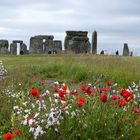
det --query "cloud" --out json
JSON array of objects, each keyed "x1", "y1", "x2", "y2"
[{"x1": 0, "y1": 0, "x2": 140, "y2": 55}]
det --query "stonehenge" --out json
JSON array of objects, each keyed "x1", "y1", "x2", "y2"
[
  {"x1": 10, "y1": 42, "x2": 17, "y2": 55},
  {"x1": 123, "y1": 43, "x2": 129, "y2": 56},
  {"x1": 0, "y1": 40, "x2": 9, "y2": 54},
  {"x1": 0, "y1": 31, "x2": 133, "y2": 56},
  {"x1": 10, "y1": 40, "x2": 28, "y2": 55},
  {"x1": 64, "y1": 31, "x2": 90, "y2": 54},
  {"x1": 29, "y1": 35, "x2": 62, "y2": 54},
  {"x1": 53, "y1": 40, "x2": 62, "y2": 54},
  {"x1": 92, "y1": 31, "x2": 97, "y2": 54}
]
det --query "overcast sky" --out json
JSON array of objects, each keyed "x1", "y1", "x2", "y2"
[{"x1": 0, "y1": 0, "x2": 140, "y2": 55}]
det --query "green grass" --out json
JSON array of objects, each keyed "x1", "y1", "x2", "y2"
[{"x1": 0, "y1": 54, "x2": 140, "y2": 85}]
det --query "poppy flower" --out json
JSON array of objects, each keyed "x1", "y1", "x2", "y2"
[
  {"x1": 77, "y1": 101, "x2": 85, "y2": 108},
  {"x1": 101, "y1": 93, "x2": 107, "y2": 103},
  {"x1": 118, "y1": 99, "x2": 128, "y2": 107},
  {"x1": 121, "y1": 89, "x2": 134, "y2": 101},
  {"x1": 86, "y1": 87, "x2": 92, "y2": 95},
  {"x1": 3, "y1": 132, "x2": 13, "y2": 140},
  {"x1": 112, "y1": 95, "x2": 119, "y2": 100},
  {"x1": 76, "y1": 97, "x2": 85, "y2": 108},
  {"x1": 57, "y1": 89, "x2": 66, "y2": 97},
  {"x1": 15, "y1": 130, "x2": 21, "y2": 135},
  {"x1": 102, "y1": 87, "x2": 109, "y2": 93},
  {"x1": 107, "y1": 81, "x2": 113, "y2": 87},
  {"x1": 81, "y1": 85, "x2": 92, "y2": 95},
  {"x1": 60, "y1": 95, "x2": 66, "y2": 101},
  {"x1": 81, "y1": 85, "x2": 87, "y2": 91},
  {"x1": 30, "y1": 88, "x2": 40, "y2": 98},
  {"x1": 134, "y1": 108, "x2": 140, "y2": 114}
]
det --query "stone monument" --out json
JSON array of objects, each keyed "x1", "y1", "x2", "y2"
[
  {"x1": 20, "y1": 43, "x2": 28, "y2": 55},
  {"x1": 123, "y1": 43, "x2": 129, "y2": 56},
  {"x1": 10, "y1": 40, "x2": 27, "y2": 55},
  {"x1": 92, "y1": 31, "x2": 97, "y2": 54},
  {"x1": 29, "y1": 35, "x2": 62, "y2": 54},
  {"x1": 53, "y1": 40, "x2": 62, "y2": 54},
  {"x1": 64, "y1": 31, "x2": 90, "y2": 54},
  {"x1": 10, "y1": 42, "x2": 17, "y2": 55},
  {"x1": 0, "y1": 40, "x2": 9, "y2": 54}
]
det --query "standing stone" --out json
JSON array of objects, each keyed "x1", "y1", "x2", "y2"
[
  {"x1": 20, "y1": 43, "x2": 28, "y2": 55},
  {"x1": 0, "y1": 40, "x2": 9, "y2": 54},
  {"x1": 64, "y1": 31, "x2": 90, "y2": 54},
  {"x1": 29, "y1": 35, "x2": 55, "y2": 54},
  {"x1": 13, "y1": 40, "x2": 23, "y2": 44},
  {"x1": 10, "y1": 43, "x2": 17, "y2": 55},
  {"x1": 92, "y1": 31, "x2": 97, "y2": 54},
  {"x1": 123, "y1": 43, "x2": 129, "y2": 56},
  {"x1": 43, "y1": 36, "x2": 54, "y2": 54},
  {"x1": 30, "y1": 37, "x2": 43, "y2": 54},
  {"x1": 53, "y1": 40, "x2": 62, "y2": 54}
]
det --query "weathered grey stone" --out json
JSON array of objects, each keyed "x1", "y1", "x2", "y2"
[
  {"x1": 53, "y1": 40, "x2": 62, "y2": 54},
  {"x1": 0, "y1": 40, "x2": 9, "y2": 54},
  {"x1": 30, "y1": 37, "x2": 43, "y2": 54},
  {"x1": 13, "y1": 40, "x2": 23, "y2": 44},
  {"x1": 123, "y1": 43, "x2": 129, "y2": 56},
  {"x1": 64, "y1": 31, "x2": 90, "y2": 54},
  {"x1": 66, "y1": 31, "x2": 88, "y2": 36},
  {"x1": 43, "y1": 37, "x2": 54, "y2": 54},
  {"x1": 35, "y1": 35, "x2": 54, "y2": 40},
  {"x1": 92, "y1": 31, "x2": 97, "y2": 54},
  {"x1": 29, "y1": 35, "x2": 55, "y2": 54},
  {"x1": 20, "y1": 43, "x2": 28, "y2": 55},
  {"x1": 10, "y1": 43, "x2": 17, "y2": 55}
]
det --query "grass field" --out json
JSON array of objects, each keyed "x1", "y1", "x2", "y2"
[
  {"x1": 0, "y1": 54, "x2": 140, "y2": 85},
  {"x1": 0, "y1": 54, "x2": 140, "y2": 140}
]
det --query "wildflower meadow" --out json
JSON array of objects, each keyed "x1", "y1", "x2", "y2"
[{"x1": 0, "y1": 55, "x2": 140, "y2": 140}]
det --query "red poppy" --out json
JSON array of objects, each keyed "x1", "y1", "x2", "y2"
[
  {"x1": 81, "y1": 85, "x2": 92, "y2": 95},
  {"x1": 15, "y1": 130, "x2": 21, "y2": 135},
  {"x1": 86, "y1": 87, "x2": 92, "y2": 95},
  {"x1": 30, "y1": 88, "x2": 40, "y2": 98},
  {"x1": 54, "y1": 88, "x2": 58, "y2": 92},
  {"x1": 118, "y1": 99, "x2": 128, "y2": 107},
  {"x1": 77, "y1": 101, "x2": 85, "y2": 108},
  {"x1": 76, "y1": 97, "x2": 85, "y2": 103},
  {"x1": 112, "y1": 95, "x2": 119, "y2": 100},
  {"x1": 102, "y1": 87, "x2": 109, "y2": 93},
  {"x1": 134, "y1": 108, "x2": 140, "y2": 114},
  {"x1": 76, "y1": 97, "x2": 85, "y2": 108},
  {"x1": 107, "y1": 81, "x2": 113, "y2": 87},
  {"x1": 57, "y1": 89, "x2": 66, "y2": 97},
  {"x1": 3, "y1": 132, "x2": 13, "y2": 140},
  {"x1": 60, "y1": 95, "x2": 66, "y2": 101},
  {"x1": 81, "y1": 85, "x2": 87, "y2": 91},
  {"x1": 121, "y1": 89, "x2": 134, "y2": 101},
  {"x1": 101, "y1": 93, "x2": 107, "y2": 103}
]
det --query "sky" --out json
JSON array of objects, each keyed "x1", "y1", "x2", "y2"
[{"x1": 0, "y1": 0, "x2": 140, "y2": 55}]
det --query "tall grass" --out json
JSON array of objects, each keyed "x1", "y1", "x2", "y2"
[{"x1": 0, "y1": 54, "x2": 140, "y2": 86}]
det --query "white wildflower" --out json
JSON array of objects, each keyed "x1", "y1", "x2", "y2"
[{"x1": 34, "y1": 113, "x2": 40, "y2": 118}]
